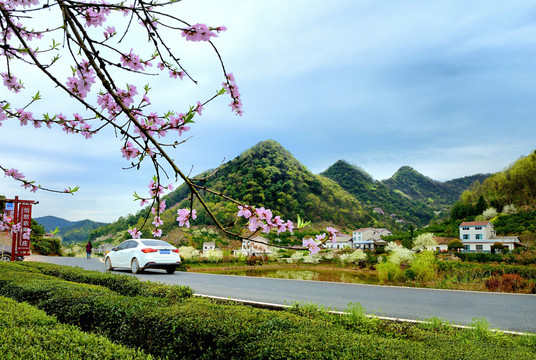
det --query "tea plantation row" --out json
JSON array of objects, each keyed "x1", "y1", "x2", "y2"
[{"x1": 0, "y1": 262, "x2": 535, "y2": 359}]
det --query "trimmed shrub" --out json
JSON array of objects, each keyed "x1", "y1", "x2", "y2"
[
  {"x1": 0, "y1": 296, "x2": 154, "y2": 359},
  {"x1": 16, "y1": 261, "x2": 192, "y2": 301},
  {"x1": 1, "y1": 262, "x2": 536, "y2": 359}
]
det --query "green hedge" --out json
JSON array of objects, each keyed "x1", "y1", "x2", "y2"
[
  {"x1": 0, "y1": 262, "x2": 535, "y2": 359},
  {"x1": 0, "y1": 296, "x2": 153, "y2": 359},
  {"x1": 16, "y1": 261, "x2": 193, "y2": 301}
]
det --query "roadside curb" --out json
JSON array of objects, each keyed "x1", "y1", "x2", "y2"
[{"x1": 194, "y1": 294, "x2": 532, "y2": 336}]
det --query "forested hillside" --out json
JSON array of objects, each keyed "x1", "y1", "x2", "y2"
[
  {"x1": 321, "y1": 160, "x2": 435, "y2": 226},
  {"x1": 91, "y1": 140, "x2": 374, "y2": 240},
  {"x1": 88, "y1": 140, "x2": 495, "y2": 241},
  {"x1": 381, "y1": 166, "x2": 489, "y2": 207},
  {"x1": 167, "y1": 140, "x2": 372, "y2": 228},
  {"x1": 35, "y1": 216, "x2": 108, "y2": 243},
  {"x1": 459, "y1": 151, "x2": 536, "y2": 212}
]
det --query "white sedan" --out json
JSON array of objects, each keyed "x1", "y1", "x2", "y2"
[{"x1": 104, "y1": 239, "x2": 181, "y2": 274}]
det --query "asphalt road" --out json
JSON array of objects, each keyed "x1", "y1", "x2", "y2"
[{"x1": 24, "y1": 255, "x2": 536, "y2": 333}]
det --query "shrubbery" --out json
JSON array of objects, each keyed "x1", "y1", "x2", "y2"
[
  {"x1": 0, "y1": 296, "x2": 154, "y2": 359},
  {"x1": 2, "y1": 261, "x2": 535, "y2": 359}
]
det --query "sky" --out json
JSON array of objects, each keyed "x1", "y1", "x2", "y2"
[{"x1": 1, "y1": 0, "x2": 536, "y2": 223}]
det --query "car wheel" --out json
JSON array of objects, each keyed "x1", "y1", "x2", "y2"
[
  {"x1": 165, "y1": 267, "x2": 176, "y2": 274},
  {"x1": 130, "y1": 258, "x2": 142, "y2": 274},
  {"x1": 105, "y1": 257, "x2": 114, "y2": 271},
  {"x1": 0, "y1": 254, "x2": 11, "y2": 262}
]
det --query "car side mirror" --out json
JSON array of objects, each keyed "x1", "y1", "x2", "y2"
[{"x1": 112, "y1": 247, "x2": 117, "y2": 251}]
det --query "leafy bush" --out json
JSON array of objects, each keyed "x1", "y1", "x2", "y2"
[
  {"x1": 377, "y1": 260, "x2": 404, "y2": 283},
  {"x1": 0, "y1": 296, "x2": 154, "y2": 359},
  {"x1": 448, "y1": 239, "x2": 464, "y2": 251},
  {"x1": 1, "y1": 262, "x2": 536, "y2": 359},
  {"x1": 408, "y1": 251, "x2": 437, "y2": 283},
  {"x1": 485, "y1": 274, "x2": 534, "y2": 293},
  {"x1": 15, "y1": 261, "x2": 192, "y2": 300}
]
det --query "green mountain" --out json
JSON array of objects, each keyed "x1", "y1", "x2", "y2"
[
  {"x1": 321, "y1": 160, "x2": 435, "y2": 226},
  {"x1": 90, "y1": 140, "x2": 374, "y2": 240},
  {"x1": 35, "y1": 216, "x2": 108, "y2": 243},
  {"x1": 88, "y1": 140, "x2": 496, "y2": 241},
  {"x1": 168, "y1": 139, "x2": 371, "y2": 227},
  {"x1": 381, "y1": 166, "x2": 489, "y2": 208}
]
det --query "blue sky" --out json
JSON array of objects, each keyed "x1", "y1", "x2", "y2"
[{"x1": 1, "y1": 0, "x2": 536, "y2": 222}]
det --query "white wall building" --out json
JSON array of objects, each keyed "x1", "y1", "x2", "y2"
[
  {"x1": 352, "y1": 228, "x2": 391, "y2": 250},
  {"x1": 324, "y1": 233, "x2": 353, "y2": 249},
  {"x1": 459, "y1": 221, "x2": 520, "y2": 253}
]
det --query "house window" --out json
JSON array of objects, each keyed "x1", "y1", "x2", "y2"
[
  {"x1": 463, "y1": 234, "x2": 469, "y2": 240},
  {"x1": 476, "y1": 245, "x2": 483, "y2": 252},
  {"x1": 475, "y1": 234, "x2": 482, "y2": 240},
  {"x1": 475, "y1": 227, "x2": 482, "y2": 230},
  {"x1": 464, "y1": 245, "x2": 470, "y2": 251},
  {"x1": 462, "y1": 227, "x2": 469, "y2": 230}
]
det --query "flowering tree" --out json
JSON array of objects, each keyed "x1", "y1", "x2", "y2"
[{"x1": 1, "y1": 0, "x2": 335, "y2": 252}]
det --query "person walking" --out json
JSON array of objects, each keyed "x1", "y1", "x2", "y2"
[{"x1": 86, "y1": 240, "x2": 93, "y2": 259}]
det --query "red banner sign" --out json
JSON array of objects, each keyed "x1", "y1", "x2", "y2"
[{"x1": 16, "y1": 204, "x2": 32, "y2": 257}]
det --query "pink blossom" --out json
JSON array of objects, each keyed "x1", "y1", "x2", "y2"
[
  {"x1": 196, "y1": 101, "x2": 204, "y2": 115},
  {"x1": 286, "y1": 220, "x2": 294, "y2": 234},
  {"x1": 1, "y1": 72, "x2": 23, "y2": 93},
  {"x1": 169, "y1": 70, "x2": 185, "y2": 80},
  {"x1": 237, "y1": 205, "x2": 252, "y2": 219},
  {"x1": 120, "y1": 49, "x2": 146, "y2": 71},
  {"x1": 121, "y1": 141, "x2": 141, "y2": 160},
  {"x1": 103, "y1": 26, "x2": 115, "y2": 39},
  {"x1": 128, "y1": 228, "x2": 142, "y2": 239},
  {"x1": 159, "y1": 200, "x2": 167, "y2": 213},
  {"x1": 152, "y1": 216, "x2": 163, "y2": 227},
  {"x1": 16, "y1": 109, "x2": 33, "y2": 126},
  {"x1": 181, "y1": 23, "x2": 221, "y2": 42},
  {"x1": 151, "y1": 228, "x2": 162, "y2": 237},
  {"x1": 83, "y1": 6, "x2": 111, "y2": 28},
  {"x1": 248, "y1": 217, "x2": 260, "y2": 232},
  {"x1": 326, "y1": 227, "x2": 339, "y2": 243},
  {"x1": 176, "y1": 208, "x2": 196, "y2": 228},
  {"x1": 4, "y1": 168, "x2": 24, "y2": 180},
  {"x1": 303, "y1": 238, "x2": 320, "y2": 255}
]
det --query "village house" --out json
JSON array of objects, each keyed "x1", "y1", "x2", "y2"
[
  {"x1": 236, "y1": 236, "x2": 272, "y2": 256},
  {"x1": 324, "y1": 233, "x2": 353, "y2": 249},
  {"x1": 352, "y1": 228, "x2": 391, "y2": 250},
  {"x1": 457, "y1": 221, "x2": 521, "y2": 253}
]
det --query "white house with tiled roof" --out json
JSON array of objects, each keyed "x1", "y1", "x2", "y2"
[
  {"x1": 324, "y1": 233, "x2": 354, "y2": 249},
  {"x1": 352, "y1": 228, "x2": 391, "y2": 250},
  {"x1": 458, "y1": 221, "x2": 521, "y2": 253}
]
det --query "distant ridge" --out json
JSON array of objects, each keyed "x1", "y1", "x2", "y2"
[
  {"x1": 35, "y1": 216, "x2": 108, "y2": 243},
  {"x1": 87, "y1": 140, "x2": 495, "y2": 240}
]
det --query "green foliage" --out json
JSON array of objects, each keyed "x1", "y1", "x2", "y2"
[
  {"x1": 0, "y1": 296, "x2": 154, "y2": 359},
  {"x1": 460, "y1": 151, "x2": 536, "y2": 213},
  {"x1": 448, "y1": 239, "x2": 464, "y2": 250},
  {"x1": 377, "y1": 260, "x2": 404, "y2": 283},
  {"x1": 382, "y1": 166, "x2": 489, "y2": 208},
  {"x1": 321, "y1": 160, "x2": 435, "y2": 226},
  {"x1": 408, "y1": 251, "x2": 437, "y2": 283},
  {"x1": 15, "y1": 262, "x2": 192, "y2": 300},
  {"x1": 31, "y1": 236, "x2": 62, "y2": 256},
  {"x1": 0, "y1": 262, "x2": 535, "y2": 359}
]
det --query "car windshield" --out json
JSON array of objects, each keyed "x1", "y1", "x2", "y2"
[{"x1": 140, "y1": 240, "x2": 172, "y2": 247}]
